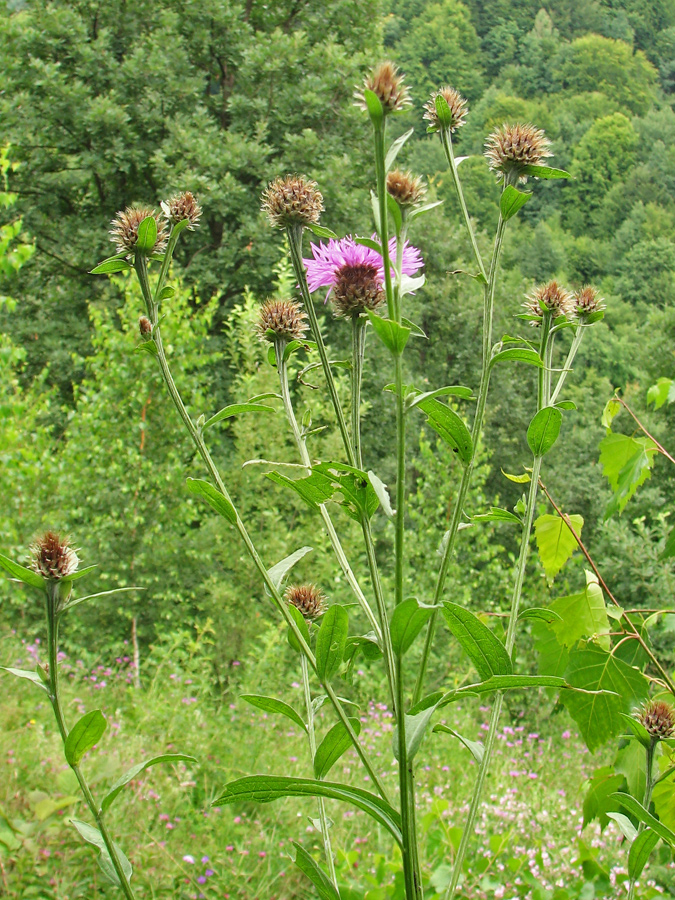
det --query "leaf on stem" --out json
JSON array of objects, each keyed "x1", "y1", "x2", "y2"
[
  {"x1": 203, "y1": 403, "x2": 275, "y2": 430},
  {"x1": 61, "y1": 586, "x2": 142, "y2": 613},
  {"x1": 135, "y1": 216, "x2": 157, "y2": 253},
  {"x1": 432, "y1": 724, "x2": 485, "y2": 763},
  {"x1": 367, "y1": 470, "x2": 394, "y2": 518},
  {"x1": 518, "y1": 607, "x2": 562, "y2": 624},
  {"x1": 629, "y1": 827, "x2": 660, "y2": 881},
  {"x1": 266, "y1": 546, "x2": 313, "y2": 592},
  {"x1": 441, "y1": 602, "x2": 512, "y2": 679},
  {"x1": 599, "y1": 432, "x2": 657, "y2": 518},
  {"x1": 500, "y1": 185, "x2": 531, "y2": 220},
  {"x1": 405, "y1": 385, "x2": 473, "y2": 408},
  {"x1": 291, "y1": 842, "x2": 341, "y2": 900},
  {"x1": 490, "y1": 348, "x2": 544, "y2": 368},
  {"x1": 65, "y1": 709, "x2": 107, "y2": 766},
  {"x1": 415, "y1": 398, "x2": 473, "y2": 465},
  {"x1": 90, "y1": 257, "x2": 132, "y2": 275},
  {"x1": 367, "y1": 311, "x2": 410, "y2": 354},
  {"x1": 286, "y1": 603, "x2": 311, "y2": 654},
  {"x1": 186, "y1": 478, "x2": 237, "y2": 525},
  {"x1": 548, "y1": 574, "x2": 610, "y2": 650},
  {"x1": 521, "y1": 164, "x2": 571, "y2": 179},
  {"x1": 438, "y1": 674, "x2": 566, "y2": 706},
  {"x1": 534, "y1": 513, "x2": 583, "y2": 580},
  {"x1": 647, "y1": 377, "x2": 675, "y2": 410},
  {"x1": 308, "y1": 224, "x2": 338, "y2": 240},
  {"x1": 390, "y1": 598, "x2": 438, "y2": 656},
  {"x1": 314, "y1": 718, "x2": 362, "y2": 779},
  {"x1": 316, "y1": 605, "x2": 349, "y2": 682},
  {"x1": 0, "y1": 666, "x2": 48, "y2": 692},
  {"x1": 70, "y1": 819, "x2": 133, "y2": 887},
  {"x1": 241, "y1": 694, "x2": 307, "y2": 733},
  {"x1": 394, "y1": 693, "x2": 441, "y2": 761},
  {"x1": 267, "y1": 462, "x2": 379, "y2": 522},
  {"x1": 582, "y1": 766, "x2": 625, "y2": 829},
  {"x1": 473, "y1": 507, "x2": 522, "y2": 525},
  {"x1": 0, "y1": 553, "x2": 45, "y2": 589},
  {"x1": 101, "y1": 754, "x2": 196, "y2": 813},
  {"x1": 612, "y1": 792, "x2": 675, "y2": 847},
  {"x1": 527, "y1": 407, "x2": 562, "y2": 456}
]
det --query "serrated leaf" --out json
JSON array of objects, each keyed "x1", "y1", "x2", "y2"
[
  {"x1": 136, "y1": 216, "x2": 157, "y2": 253},
  {"x1": 70, "y1": 819, "x2": 132, "y2": 887},
  {"x1": 212, "y1": 775, "x2": 402, "y2": 846},
  {"x1": 527, "y1": 407, "x2": 562, "y2": 456},
  {"x1": 647, "y1": 377, "x2": 675, "y2": 410},
  {"x1": 534, "y1": 513, "x2": 583, "y2": 580},
  {"x1": 415, "y1": 398, "x2": 472, "y2": 464},
  {"x1": 203, "y1": 403, "x2": 275, "y2": 430},
  {"x1": 0, "y1": 553, "x2": 45, "y2": 589},
  {"x1": 433, "y1": 724, "x2": 484, "y2": 763},
  {"x1": 367, "y1": 311, "x2": 410, "y2": 354},
  {"x1": 0, "y1": 666, "x2": 48, "y2": 692},
  {"x1": 185, "y1": 478, "x2": 237, "y2": 525},
  {"x1": 90, "y1": 257, "x2": 132, "y2": 275},
  {"x1": 441, "y1": 602, "x2": 512, "y2": 680},
  {"x1": 473, "y1": 507, "x2": 522, "y2": 525},
  {"x1": 629, "y1": 828, "x2": 660, "y2": 881},
  {"x1": 267, "y1": 546, "x2": 313, "y2": 592},
  {"x1": 65, "y1": 710, "x2": 107, "y2": 766},
  {"x1": 500, "y1": 185, "x2": 531, "y2": 220},
  {"x1": 599, "y1": 432, "x2": 658, "y2": 517},
  {"x1": 601, "y1": 398, "x2": 621, "y2": 427},
  {"x1": 582, "y1": 766, "x2": 624, "y2": 829},
  {"x1": 612, "y1": 792, "x2": 675, "y2": 847},
  {"x1": 316, "y1": 605, "x2": 349, "y2": 682},
  {"x1": 390, "y1": 598, "x2": 437, "y2": 656},
  {"x1": 490, "y1": 348, "x2": 544, "y2": 368},
  {"x1": 241, "y1": 695, "x2": 307, "y2": 734},
  {"x1": 314, "y1": 718, "x2": 361, "y2": 779},
  {"x1": 291, "y1": 842, "x2": 341, "y2": 900},
  {"x1": 101, "y1": 754, "x2": 196, "y2": 813}
]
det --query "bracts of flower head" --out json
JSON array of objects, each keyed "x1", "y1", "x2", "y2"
[
  {"x1": 523, "y1": 281, "x2": 575, "y2": 324},
  {"x1": 261, "y1": 175, "x2": 324, "y2": 230},
  {"x1": 161, "y1": 191, "x2": 202, "y2": 229},
  {"x1": 285, "y1": 583, "x2": 328, "y2": 622},
  {"x1": 485, "y1": 123, "x2": 552, "y2": 185},
  {"x1": 256, "y1": 299, "x2": 309, "y2": 343},
  {"x1": 355, "y1": 61, "x2": 412, "y2": 116},
  {"x1": 637, "y1": 699, "x2": 675, "y2": 742},
  {"x1": 423, "y1": 86, "x2": 468, "y2": 134},
  {"x1": 110, "y1": 207, "x2": 168, "y2": 257}
]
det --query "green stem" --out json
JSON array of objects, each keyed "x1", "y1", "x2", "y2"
[
  {"x1": 549, "y1": 325, "x2": 583, "y2": 406},
  {"x1": 627, "y1": 740, "x2": 657, "y2": 900},
  {"x1": 301, "y1": 655, "x2": 338, "y2": 890},
  {"x1": 361, "y1": 517, "x2": 398, "y2": 715},
  {"x1": 351, "y1": 316, "x2": 367, "y2": 470},
  {"x1": 439, "y1": 127, "x2": 487, "y2": 282}
]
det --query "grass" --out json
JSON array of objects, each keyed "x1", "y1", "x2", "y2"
[{"x1": 1, "y1": 625, "x2": 674, "y2": 900}]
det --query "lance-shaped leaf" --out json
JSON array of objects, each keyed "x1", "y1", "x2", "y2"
[
  {"x1": 549, "y1": 575, "x2": 610, "y2": 650},
  {"x1": 186, "y1": 478, "x2": 237, "y2": 525},
  {"x1": 291, "y1": 842, "x2": 341, "y2": 900},
  {"x1": 618, "y1": 713, "x2": 651, "y2": 748},
  {"x1": 599, "y1": 432, "x2": 658, "y2": 517},
  {"x1": 90, "y1": 257, "x2": 132, "y2": 275},
  {"x1": 268, "y1": 462, "x2": 379, "y2": 522},
  {"x1": 65, "y1": 709, "x2": 107, "y2": 766},
  {"x1": 612, "y1": 792, "x2": 675, "y2": 847},
  {"x1": 534, "y1": 513, "x2": 583, "y2": 580},
  {"x1": 490, "y1": 348, "x2": 544, "y2": 369},
  {"x1": 473, "y1": 507, "x2": 522, "y2": 525},
  {"x1": 203, "y1": 403, "x2": 275, "y2": 430},
  {"x1": 316, "y1": 605, "x2": 349, "y2": 682},
  {"x1": 405, "y1": 385, "x2": 473, "y2": 409},
  {"x1": 101, "y1": 754, "x2": 196, "y2": 813},
  {"x1": 390, "y1": 598, "x2": 438, "y2": 656},
  {"x1": 415, "y1": 398, "x2": 473, "y2": 465},
  {"x1": 62, "y1": 586, "x2": 141, "y2": 613},
  {"x1": 629, "y1": 828, "x2": 660, "y2": 881},
  {"x1": 433, "y1": 724, "x2": 485, "y2": 763},
  {"x1": 518, "y1": 608, "x2": 562, "y2": 624},
  {"x1": 308, "y1": 224, "x2": 339, "y2": 240},
  {"x1": 314, "y1": 717, "x2": 361, "y2": 779},
  {"x1": 367, "y1": 470, "x2": 394, "y2": 518},
  {"x1": 212, "y1": 775, "x2": 402, "y2": 846},
  {"x1": 266, "y1": 546, "x2": 313, "y2": 592},
  {"x1": 442, "y1": 602, "x2": 512, "y2": 680},
  {"x1": 286, "y1": 603, "x2": 310, "y2": 654},
  {"x1": 70, "y1": 819, "x2": 132, "y2": 886},
  {"x1": 606, "y1": 812, "x2": 638, "y2": 843},
  {"x1": 1, "y1": 666, "x2": 48, "y2": 692},
  {"x1": 527, "y1": 407, "x2": 562, "y2": 456},
  {"x1": 521, "y1": 164, "x2": 571, "y2": 179},
  {"x1": 393, "y1": 693, "x2": 443, "y2": 762},
  {"x1": 438, "y1": 674, "x2": 565, "y2": 706},
  {"x1": 500, "y1": 185, "x2": 531, "y2": 220},
  {"x1": 241, "y1": 695, "x2": 307, "y2": 733},
  {"x1": 0, "y1": 552, "x2": 45, "y2": 589},
  {"x1": 136, "y1": 215, "x2": 157, "y2": 253}
]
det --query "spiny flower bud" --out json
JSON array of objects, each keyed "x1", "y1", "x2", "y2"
[
  {"x1": 637, "y1": 699, "x2": 675, "y2": 741},
  {"x1": 386, "y1": 170, "x2": 427, "y2": 209},
  {"x1": 485, "y1": 123, "x2": 552, "y2": 184},
  {"x1": 424, "y1": 86, "x2": 468, "y2": 133},
  {"x1": 332, "y1": 264, "x2": 385, "y2": 317},
  {"x1": 356, "y1": 61, "x2": 411, "y2": 115},
  {"x1": 523, "y1": 281, "x2": 574, "y2": 324},
  {"x1": 574, "y1": 286, "x2": 606, "y2": 318},
  {"x1": 261, "y1": 175, "x2": 324, "y2": 229},
  {"x1": 139, "y1": 316, "x2": 152, "y2": 336},
  {"x1": 110, "y1": 207, "x2": 168, "y2": 256},
  {"x1": 285, "y1": 583, "x2": 327, "y2": 621},
  {"x1": 30, "y1": 532, "x2": 79, "y2": 581},
  {"x1": 256, "y1": 299, "x2": 308, "y2": 343},
  {"x1": 161, "y1": 191, "x2": 202, "y2": 229}
]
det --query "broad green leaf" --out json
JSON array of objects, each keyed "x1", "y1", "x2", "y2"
[
  {"x1": 363, "y1": 88, "x2": 384, "y2": 125},
  {"x1": 314, "y1": 718, "x2": 361, "y2": 779},
  {"x1": 601, "y1": 397, "x2": 621, "y2": 428},
  {"x1": 415, "y1": 398, "x2": 473, "y2": 465},
  {"x1": 212, "y1": 775, "x2": 402, "y2": 846},
  {"x1": 266, "y1": 546, "x2": 313, "y2": 592},
  {"x1": 521, "y1": 164, "x2": 571, "y2": 179},
  {"x1": 65, "y1": 709, "x2": 107, "y2": 766},
  {"x1": 500, "y1": 185, "x2": 531, "y2": 220},
  {"x1": 490, "y1": 348, "x2": 543, "y2": 368},
  {"x1": 473, "y1": 507, "x2": 521, "y2": 525},
  {"x1": 647, "y1": 377, "x2": 675, "y2": 410},
  {"x1": 518, "y1": 608, "x2": 562, "y2": 624},
  {"x1": 367, "y1": 311, "x2": 410, "y2": 354},
  {"x1": 612, "y1": 792, "x2": 675, "y2": 847},
  {"x1": 661, "y1": 526, "x2": 675, "y2": 561},
  {"x1": 268, "y1": 462, "x2": 379, "y2": 523},
  {"x1": 615, "y1": 738, "x2": 646, "y2": 801},
  {"x1": 653, "y1": 774, "x2": 675, "y2": 832},
  {"x1": 308, "y1": 224, "x2": 339, "y2": 240},
  {"x1": 135, "y1": 339, "x2": 157, "y2": 356},
  {"x1": 549, "y1": 576, "x2": 610, "y2": 650},
  {"x1": 367, "y1": 470, "x2": 394, "y2": 518},
  {"x1": 70, "y1": 819, "x2": 132, "y2": 887},
  {"x1": 90, "y1": 257, "x2": 132, "y2": 275},
  {"x1": 442, "y1": 602, "x2": 512, "y2": 680},
  {"x1": 555, "y1": 400, "x2": 577, "y2": 411},
  {"x1": 582, "y1": 766, "x2": 624, "y2": 829},
  {"x1": 0, "y1": 666, "x2": 48, "y2": 692},
  {"x1": 390, "y1": 599, "x2": 437, "y2": 656},
  {"x1": 532, "y1": 620, "x2": 569, "y2": 677},
  {"x1": 241, "y1": 694, "x2": 307, "y2": 733},
  {"x1": 393, "y1": 693, "x2": 442, "y2": 762},
  {"x1": 527, "y1": 407, "x2": 562, "y2": 456},
  {"x1": 186, "y1": 478, "x2": 237, "y2": 525},
  {"x1": 286, "y1": 603, "x2": 310, "y2": 654},
  {"x1": 629, "y1": 828, "x2": 660, "y2": 881},
  {"x1": 354, "y1": 236, "x2": 382, "y2": 254},
  {"x1": 203, "y1": 403, "x2": 275, "y2": 430},
  {"x1": 101, "y1": 754, "x2": 196, "y2": 813},
  {"x1": 0, "y1": 552, "x2": 45, "y2": 589},
  {"x1": 433, "y1": 724, "x2": 484, "y2": 763},
  {"x1": 534, "y1": 513, "x2": 583, "y2": 580},
  {"x1": 599, "y1": 432, "x2": 657, "y2": 517},
  {"x1": 135, "y1": 215, "x2": 157, "y2": 253},
  {"x1": 433, "y1": 93, "x2": 454, "y2": 130},
  {"x1": 562, "y1": 644, "x2": 649, "y2": 751},
  {"x1": 291, "y1": 842, "x2": 341, "y2": 900},
  {"x1": 158, "y1": 285, "x2": 175, "y2": 300},
  {"x1": 316, "y1": 605, "x2": 349, "y2": 682}
]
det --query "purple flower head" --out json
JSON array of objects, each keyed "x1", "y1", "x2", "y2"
[{"x1": 303, "y1": 235, "x2": 423, "y2": 318}]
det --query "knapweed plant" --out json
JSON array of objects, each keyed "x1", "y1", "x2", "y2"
[{"x1": 4, "y1": 61, "x2": 675, "y2": 898}]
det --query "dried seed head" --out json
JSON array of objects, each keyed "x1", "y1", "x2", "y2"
[
  {"x1": 30, "y1": 532, "x2": 80, "y2": 581},
  {"x1": 356, "y1": 61, "x2": 411, "y2": 115},
  {"x1": 485, "y1": 123, "x2": 552, "y2": 184},
  {"x1": 523, "y1": 281, "x2": 574, "y2": 324},
  {"x1": 332, "y1": 263, "x2": 385, "y2": 317},
  {"x1": 424, "y1": 86, "x2": 468, "y2": 133},
  {"x1": 139, "y1": 316, "x2": 152, "y2": 336},
  {"x1": 574, "y1": 285, "x2": 606, "y2": 318},
  {"x1": 109, "y1": 207, "x2": 168, "y2": 256},
  {"x1": 386, "y1": 170, "x2": 427, "y2": 209},
  {"x1": 261, "y1": 175, "x2": 324, "y2": 229},
  {"x1": 161, "y1": 191, "x2": 202, "y2": 229},
  {"x1": 637, "y1": 699, "x2": 675, "y2": 740},
  {"x1": 256, "y1": 299, "x2": 309, "y2": 342},
  {"x1": 285, "y1": 583, "x2": 328, "y2": 621}
]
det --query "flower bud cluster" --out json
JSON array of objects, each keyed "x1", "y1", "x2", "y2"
[{"x1": 523, "y1": 281, "x2": 605, "y2": 325}]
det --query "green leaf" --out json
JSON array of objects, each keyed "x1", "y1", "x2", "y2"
[
  {"x1": 661, "y1": 526, "x2": 675, "y2": 561},
  {"x1": 518, "y1": 607, "x2": 562, "y2": 624},
  {"x1": 65, "y1": 710, "x2": 107, "y2": 766},
  {"x1": 527, "y1": 406, "x2": 562, "y2": 456},
  {"x1": 314, "y1": 718, "x2": 361, "y2": 779},
  {"x1": 291, "y1": 842, "x2": 341, "y2": 900},
  {"x1": 70, "y1": 819, "x2": 132, "y2": 887},
  {"x1": 562, "y1": 644, "x2": 649, "y2": 751},
  {"x1": 387, "y1": 192, "x2": 402, "y2": 235},
  {"x1": 629, "y1": 828, "x2": 660, "y2": 881},
  {"x1": 601, "y1": 397, "x2": 621, "y2": 427},
  {"x1": 555, "y1": 399, "x2": 577, "y2": 410},
  {"x1": 101, "y1": 754, "x2": 196, "y2": 813},
  {"x1": 532, "y1": 620, "x2": 570, "y2": 677},
  {"x1": 308, "y1": 224, "x2": 339, "y2": 240},
  {"x1": 212, "y1": 775, "x2": 402, "y2": 846},
  {"x1": 521, "y1": 164, "x2": 571, "y2": 179},
  {"x1": 0, "y1": 552, "x2": 45, "y2": 589},
  {"x1": 433, "y1": 724, "x2": 485, "y2": 763},
  {"x1": 367, "y1": 311, "x2": 410, "y2": 354},
  {"x1": 438, "y1": 674, "x2": 566, "y2": 706},
  {"x1": 407, "y1": 199, "x2": 444, "y2": 221},
  {"x1": 363, "y1": 88, "x2": 384, "y2": 125},
  {"x1": 534, "y1": 513, "x2": 583, "y2": 580},
  {"x1": 390, "y1": 599, "x2": 437, "y2": 656},
  {"x1": 267, "y1": 546, "x2": 313, "y2": 592},
  {"x1": 186, "y1": 478, "x2": 237, "y2": 525},
  {"x1": 90, "y1": 257, "x2": 132, "y2": 275},
  {"x1": 501, "y1": 469, "x2": 531, "y2": 484},
  {"x1": 582, "y1": 766, "x2": 624, "y2": 828},
  {"x1": 500, "y1": 185, "x2": 531, "y2": 220},
  {"x1": 612, "y1": 792, "x2": 675, "y2": 847},
  {"x1": 405, "y1": 385, "x2": 474, "y2": 408},
  {"x1": 441, "y1": 602, "x2": 512, "y2": 680},
  {"x1": 599, "y1": 432, "x2": 658, "y2": 517},
  {"x1": 647, "y1": 377, "x2": 675, "y2": 410},
  {"x1": 394, "y1": 694, "x2": 440, "y2": 761},
  {"x1": 286, "y1": 604, "x2": 310, "y2": 654},
  {"x1": 618, "y1": 712, "x2": 651, "y2": 748},
  {"x1": 135, "y1": 340, "x2": 157, "y2": 356},
  {"x1": 367, "y1": 469, "x2": 394, "y2": 518},
  {"x1": 62, "y1": 586, "x2": 141, "y2": 612},
  {"x1": 62, "y1": 565, "x2": 97, "y2": 582},
  {"x1": 473, "y1": 507, "x2": 522, "y2": 525},
  {"x1": 0, "y1": 666, "x2": 48, "y2": 692},
  {"x1": 606, "y1": 812, "x2": 638, "y2": 842},
  {"x1": 490, "y1": 348, "x2": 544, "y2": 368},
  {"x1": 400, "y1": 273, "x2": 425, "y2": 295},
  {"x1": 203, "y1": 403, "x2": 275, "y2": 430},
  {"x1": 158, "y1": 285, "x2": 175, "y2": 301},
  {"x1": 434, "y1": 93, "x2": 454, "y2": 130},
  {"x1": 354, "y1": 236, "x2": 382, "y2": 254},
  {"x1": 268, "y1": 462, "x2": 379, "y2": 523},
  {"x1": 316, "y1": 605, "x2": 349, "y2": 682},
  {"x1": 415, "y1": 398, "x2": 473, "y2": 465},
  {"x1": 241, "y1": 695, "x2": 306, "y2": 733},
  {"x1": 135, "y1": 216, "x2": 157, "y2": 253}
]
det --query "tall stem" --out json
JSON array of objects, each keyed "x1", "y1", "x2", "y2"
[
  {"x1": 627, "y1": 739, "x2": 657, "y2": 900},
  {"x1": 549, "y1": 326, "x2": 583, "y2": 406},
  {"x1": 351, "y1": 316, "x2": 367, "y2": 470},
  {"x1": 440, "y1": 127, "x2": 487, "y2": 282}
]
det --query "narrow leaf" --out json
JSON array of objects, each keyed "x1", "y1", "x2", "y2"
[
  {"x1": 291, "y1": 842, "x2": 341, "y2": 900},
  {"x1": 70, "y1": 819, "x2": 132, "y2": 887},
  {"x1": 438, "y1": 674, "x2": 566, "y2": 706},
  {"x1": 0, "y1": 666, "x2": 48, "y2": 692},
  {"x1": 441, "y1": 602, "x2": 512, "y2": 680},
  {"x1": 135, "y1": 340, "x2": 157, "y2": 356},
  {"x1": 0, "y1": 553, "x2": 45, "y2": 589},
  {"x1": 363, "y1": 89, "x2": 384, "y2": 126},
  {"x1": 90, "y1": 258, "x2": 132, "y2": 275},
  {"x1": 629, "y1": 828, "x2": 660, "y2": 881},
  {"x1": 527, "y1": 407, "x2": 562, "y2": 456},
  {"x1": 241, "y1": 694, "x2": 307, "y2": 733},
  {"x1": 367, "y1": 470, "x2": 394, "y2": 518},
  {"x1": 286, "y1": 603, "x2": 310, "y2": 654},
  {"x1": 433, "y1": 724, "x2": 485, "y2": 763},
  {"x1": 101, "y1": 754, "x2": 196, "y2": 813},
  {"x1": 65, "y1": 710, "x2": 107, "y2": 766},
  {"x1": 521, "y1": 164, "x2": 571, "y2": 179},
  {"x1": 267, "y1": 546, "x2": 313, "y2": 591},
  {"x1": 316, "y1": 605, "x2": 349, "y2": 682},
  {"x1": 518, "y1": 608, "x2": 563, "y2": 624},
  {"x1": 406, "y1": 385, "x2": 473, "y2": 408},
  {"x1": 186, "y1": 478, "x2": 237, "y2": 525},
  {"x1": 491, "y1": 348, "x2": 543, "y2": 368},
  {"x1": 203, "y1": 403, "x2": 274, "y2": 430},
  {"x1": 473, "y1": 507, "x2": 522, "y2": 525},
  {"x1": 135, "y1": 216, "x2": 157, "y2": 253},
  {"x1": 502, "y1": 469, "x2": 531, "y2": 484},
  {"x1": 62, "y1": 586, "x2": 141, "y2": 612},
  {"x1": 308, "y1": 224, "x2": 339, "y2": 240},
  {"x1": 415, "y1": 398, "x2": 473, "y2": 465},
  {"x1": 612, "y1": 792, "x2": 675, "y2": 847},
  {"x1": 314, "y1": 718, "x2": 361, "y2": 779}
]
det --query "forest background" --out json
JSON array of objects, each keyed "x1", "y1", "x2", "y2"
[{"x1": 2, "y1": 0, "x2": 675, "y2": 897}]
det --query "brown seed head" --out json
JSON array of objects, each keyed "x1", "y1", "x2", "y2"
[
  {"x1": 523, "y1": 281, "x2": 574, "y2": 324},
  {"x1": 356, "y1": 61, "x2": 411, "y2": 115},
  {"x1": 110, "y1": 207, "x2": 168, "y2": 256},
  {"x1": 386, "y1": 170, "x2": 427, "y2": 209},
  {"x1": 637, "y1": 699, "x2": 675, "y2": 740},
  {"x1": 424, "y1": 86, "x2": 468, "y2": 133},
  {"x1": 161, "y1": 191, "x2": 202, "y2": 229},
  {"x1": 261, "y1": 175, "x2": 324, "y2": 229},
  {"x1": 30, "y1": 532, "x2": 80, "y2": 581},
  {"x1": 485, "y1": 123, "x2": 552, "y2": 184},
  {"x1": 139, "y1": 316, "x2": 152, "y2": 336},
  {"x1": 256, "y1": 299, "x2": 308, "y2": 343},
  {"x1": 574, "y1": 285, "x2": 606, "y2": 318},
  {"x1": 332, "y1": 264, "x2": 385, "y2": 318},
  {"x1": 285, "y1": 583, "x2": 327, "y2": 621}
]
